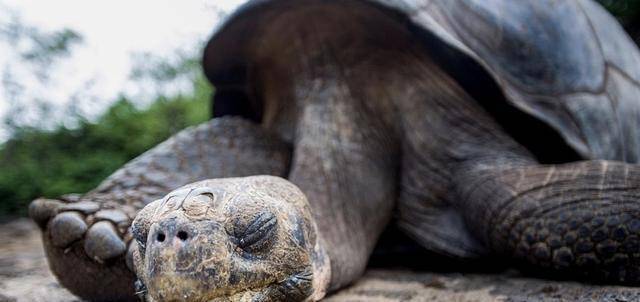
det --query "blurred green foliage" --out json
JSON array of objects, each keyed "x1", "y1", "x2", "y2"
[
  {"x1": 599, "y1": 0, "x2": 640, "y2": 21},
  {"x1": 0, "y1": 7, "x2": 212, "y2": 217},
  {"x1": 0, "y1": 62, "x2": 211, "y2": 217}
]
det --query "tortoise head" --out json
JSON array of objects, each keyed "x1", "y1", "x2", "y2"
[{"x1": 131, "y1": 176, "x2": 330, "y2": 301}]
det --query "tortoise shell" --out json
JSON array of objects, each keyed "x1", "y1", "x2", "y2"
[{"x1": 203, "y1": 0, "x2": 640, "y2": 163}]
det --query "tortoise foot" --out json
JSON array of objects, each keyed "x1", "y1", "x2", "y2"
[
  {"x1": 29, "y1": 197, "x2": 138, "y2": 302},
  {"x1": 459, "y1": 161, "x2": 640, "y2": 284},
  {"x1": 512, "y1": 207, "x2": 640, "y2": 283}
]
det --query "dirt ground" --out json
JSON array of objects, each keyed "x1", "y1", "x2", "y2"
[{"x1": 1, "y1": 219, "x2": 640, "y2": 302}]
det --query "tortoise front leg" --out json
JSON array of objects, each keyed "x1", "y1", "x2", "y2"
[
  {"x1": 456, "y1": 159, "x2": 640, "y2": 283},
  {"x1": 29, "y1": 117, "x2": 291, "y2": 301},
  {"x1": 287, "y1": 78, "x2": 400, "y2": 291}
]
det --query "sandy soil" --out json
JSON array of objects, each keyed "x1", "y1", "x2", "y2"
[
  {"x1": 0, "y1": 219, "x2": 78, "y2": 302},
  {"x1": 1, "y1": 219, "x2": 640, "y2": 302}
]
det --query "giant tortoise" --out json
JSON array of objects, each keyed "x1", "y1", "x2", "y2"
[{"x1": 29, "y1": 0, "x2": 640, "y2": 301}]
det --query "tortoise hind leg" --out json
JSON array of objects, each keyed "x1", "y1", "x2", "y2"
[
  {"x1": 29, "y1": 117, "x2": 291, "y2": 301},
  {"x1": 456, "y1": 159, "x2": 640, "y2": 283}
]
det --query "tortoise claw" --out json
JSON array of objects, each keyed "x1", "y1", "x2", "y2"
[
  {"x1": 84, "y1": 221, "x2": 127, "y2": 261},
  {"x1": 50, "y1": 212, "x2": 87, "y2": 247},
  {"x1": 29, "y1": 198, "x2": 63, "y2": 229}
]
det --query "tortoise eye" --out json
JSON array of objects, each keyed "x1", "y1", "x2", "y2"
[{"x1": 229, "y1": 211, "x2": 278, "y2": 254}]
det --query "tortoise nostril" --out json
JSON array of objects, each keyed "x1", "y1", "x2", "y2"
[
  {"x1": 177, "y1": 231, "x2": 188, "y2": 241},
  {"x1": 157, "y1": 232, "x2": 166, "y2": 242}
]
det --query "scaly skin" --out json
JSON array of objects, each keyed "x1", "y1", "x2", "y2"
[{"x1": 457, "y1": 160, "x2": 640, "y2": 282}]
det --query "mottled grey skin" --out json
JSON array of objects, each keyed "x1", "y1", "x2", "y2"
[{"x1": 30, "y1": 0, "x2": 640, "y2": 301}]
